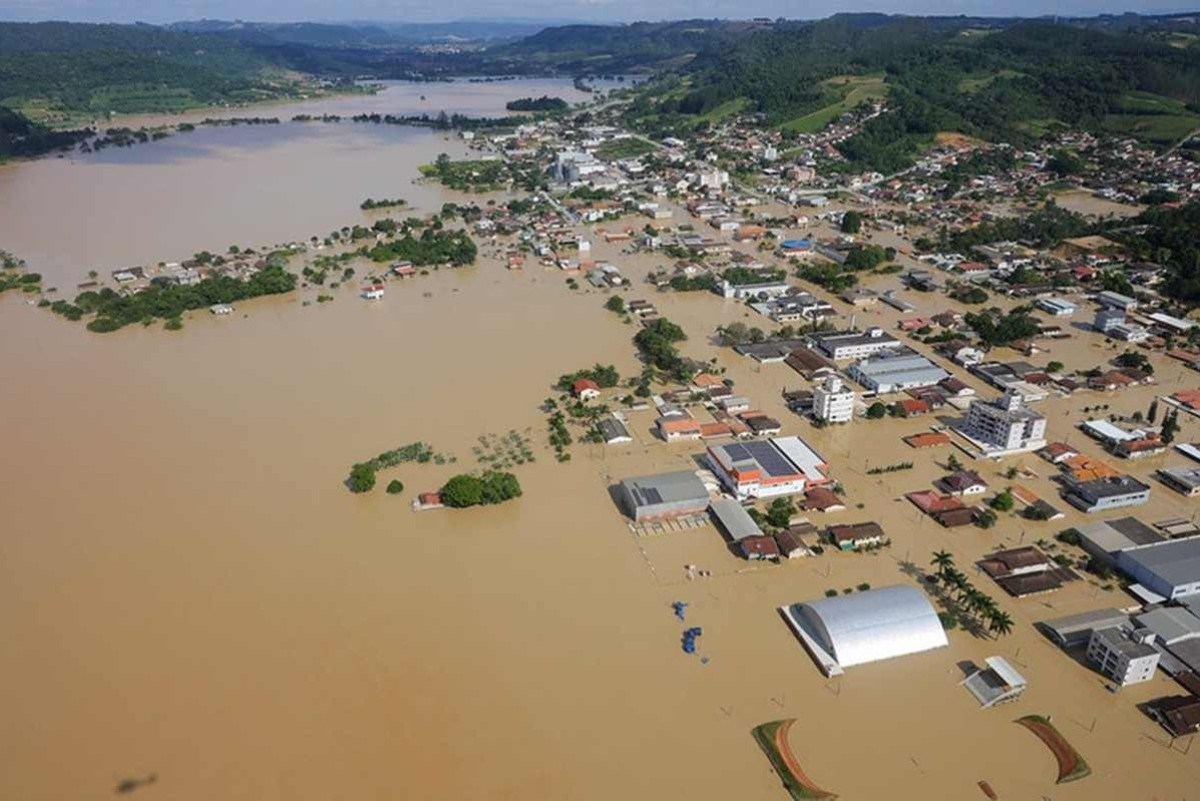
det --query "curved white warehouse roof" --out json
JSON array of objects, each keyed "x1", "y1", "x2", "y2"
[{"x1": 791, "y1": 585, "x2": 948, "y2": 669}]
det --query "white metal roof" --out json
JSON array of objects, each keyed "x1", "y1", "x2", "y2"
[{"x1": 793, "y1": 585, "x2": 947, "y2": 669}]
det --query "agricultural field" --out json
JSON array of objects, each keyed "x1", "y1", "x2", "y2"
[
  {"x1": 595, "y1": 136, "x2": 656, "y2": 160},
  {"x1": 779, "y1": 73, "x2": 887, "y2": 134}
]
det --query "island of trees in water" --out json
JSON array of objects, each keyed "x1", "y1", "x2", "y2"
[{"x1": 505, "y1": 95, "x2": 568, "y2": 112}]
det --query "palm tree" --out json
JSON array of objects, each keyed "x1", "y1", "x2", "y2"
[
  {"x1": 988, "y1": 610, "x2": 1015, "y2": 639},
  {"x1": 931, "y1": 550, "x2": 954, "y2": 578}
]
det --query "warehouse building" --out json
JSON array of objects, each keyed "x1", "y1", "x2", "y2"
[
  {"x1": 617, "y1": 470, "x2": 711, "y2": 522},
  {"x1": 846, "y1": 349, "x2": 949, "y2": 394},
  {"x1": 779, "y1": 585, "x2": 948, "y2": 676},
  {"x1": 1039, "y1": 608, "x2": 1131, "y2": 648},
  {"x1": 1076, "y1": 516, "x2": 1164, "y2": 565},
  {"x1": 1063, "y1": 475, "x2": 1152, "y2": 513},
  {"x1": 1116, "y1": 537, "x2": 1200, "y2": 601}
]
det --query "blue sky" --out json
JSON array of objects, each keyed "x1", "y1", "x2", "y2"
[{"x1": 0, "y1": 0, "x2": 1194, "y2": 23}]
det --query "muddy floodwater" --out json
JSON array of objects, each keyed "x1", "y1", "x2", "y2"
[{"x1": 2, "y1": 81, "x2": 1198, "y2": 800}]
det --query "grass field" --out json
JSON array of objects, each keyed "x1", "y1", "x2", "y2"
[
  {"x1": 595, "y1": 136, "x2": 656, "y2": 160},
  {"x1": 779, "y1": 74, "x2": 887, "y2": 134},
  {"x1": 1100, "y1": 91, "x2": 1200, "y2": 146},
  {"x1": 696, "y1": 97, "x2": 750, "y2": 124},
  {"x1": 957, "y1": 68, "x2": 1024, "y2": 94}
]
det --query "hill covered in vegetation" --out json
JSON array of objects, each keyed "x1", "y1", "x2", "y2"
[{"x1": 622, "y1": 14, "x2": 1200, "y2": 171}]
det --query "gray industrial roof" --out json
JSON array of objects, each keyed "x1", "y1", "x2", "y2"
[
  {"x1": 709, "y1": 498, "x2": 763, "y2": 542},
  {"x1": 1136, "y1": 607, "x2": 1200, "y2": 645},
  {"x1": 1077, "y1": 517, "x2": 1164, "y2": 554},
  {"x1": 621, "y1": 470, "x2": 709, "y2": 507},
  {"x1": 1039, "y1": 608, "x2": 1130, "y2": 641},
  {"x1": 1120, "y1": 537, "x2": 1200, "y2": 588}
]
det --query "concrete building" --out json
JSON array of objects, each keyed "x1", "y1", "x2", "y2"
[
  {"x1": 1087, "y1": 625, "x2": 1160, "y2": 686},
  {"x1": 812, "y1": 375, "x2": 855, "y2": 424},
  {"x1": 1094, "y1": 307, "x2": 1126, "y2": 333},
  {"x1": 959, "y1": 388, "x2": 1048, "y2": 455},
  {"x1": 706, "y1": 436, "x2": 829, "y2": 501},
  {"x1": 618, "y1": 471, "x2": 711, "y2": 521},
  {"x1": 1063, "y1": 475, "x2": 1151, "y2": 513},
  {"x1": 1116, "y1": 537, "x2": 1200, "y2": 600},
  {"x1": 846, "y1": 350, "x2": 949, "y2": 394},
  {"x1": 780, "y1": 585, "x2": 948, "y2": 677},
  {"x1": 813, "y1": 327, "x2": 902, "y2": 361}
]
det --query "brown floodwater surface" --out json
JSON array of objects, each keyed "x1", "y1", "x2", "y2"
[{"x1": 1, "y1": 82, "x2": 1197, "y2": 800}]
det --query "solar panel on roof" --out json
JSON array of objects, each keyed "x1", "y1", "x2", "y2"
[
  {"x1": 743, "y1": 440, "x2": 796, "y2": 477},
  {"x1": 722, "y1": 443, "x2": 751, "y2": 462}
]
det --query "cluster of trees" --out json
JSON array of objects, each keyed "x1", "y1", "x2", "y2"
[
  {"x1": 70, "y1": 260, "x2": 296, "y2": 333},
  {"x1": 360, "y1": 197, "x2": 406, "y2": 210},
  {"x1": 505, "y1": 95, "x2": 568, "y2": 112},
  {"x1": 668, "y1": 273, "x2": 719, "y2": 292},
  {"x1": 555, "y1": 364, "x2": 620, "y2": 392},
  {"x1": 363, "y1": 227, "x2": 477, "y2": 266},
  {"x1": 633, "y1": 317, "x2": 688, "y2": 378},
  {"x1": 842, "y1": 244, "x2": 894, "y2": 271},
  {"x1": 930, "y1": 551, "x2": 1014, "y2": 638},
  {"x1": 948, "y1": 202, "x2": 1091, "y2": 251},
  {"x1": 963, "y1": 307, "x2": 1040, "y2": 347},
  {"x1": 0, "y1": 106, "x2": 88, "y2": 159},
  {"x1": 722, "y1": 266, "x2": 785, "y2": 285},
  {"x1": 1119, "y1": 202, "x2": 1200, "y2": 304},
  {"x1": 440, "y1": 471, "x2": 522, "y2": 508},
  {"x1": 797, "y1": 261, "x2": 857, "y2": 293},
  {"x1": 419, "y1": 153, "x2": 510, "y2": 191}
]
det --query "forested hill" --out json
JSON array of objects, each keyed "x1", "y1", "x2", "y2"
[
  {"x1": 0, "y1": 22, "x2": 324, "y2": 127},
  {"x1": 629, "y1": 14, "x2": 1200, "y2": 171},
  {"x1": 486, "y1": 20, "x2": 765, "y2": 72}
]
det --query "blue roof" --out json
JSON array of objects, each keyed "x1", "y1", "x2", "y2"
[{"x1": 781, "y1": 239, "x2": 812, "y2": 249}]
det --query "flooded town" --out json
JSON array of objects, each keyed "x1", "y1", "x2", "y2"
[{"x1": 2, "y1": 9, "x2": 1200, "y2": 801}]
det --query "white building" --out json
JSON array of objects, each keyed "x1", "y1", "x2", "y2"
[
  {"x1": 960, "y1": 388, "x2": 1047, "y2": 455},
  {"x1": 1086, "y1": 626, "x2": 1159, "y2": 687},
  {"x1": 813, "y1": 375, "x2": 855, "y2": 424},
  {"x1": 813, "y1": 327, "x2": 902, "y2": 361}
]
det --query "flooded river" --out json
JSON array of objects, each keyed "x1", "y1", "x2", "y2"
[
  {"x1": 0, "y1": 78, "x2": 610, "y2": 288},
  {"x1": 1, "y1": 79, "x2": 1197, "y2": 801}
]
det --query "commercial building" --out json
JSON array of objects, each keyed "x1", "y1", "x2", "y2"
[
  {"x1": 846, "y1": 349, "x2": 949, "y2": 394},
  {"x1": 1039, "y1": 608, "x2": 1131, "y2": 648},
  {"x1": 1063, "y1": 475, "x2": 1151, "y2": 513},
  {"x1": 706, "y1": 436, "x2": 830, "y2": 500},
  {"x1": 812, "y1": 375, "x2": 855, "y2": 424},
  {"x1": 1116, "y1": 537, "x2": 1200, "y2": 600},
  {"x1": 780, "y1": 585, "x2": 948, "y2": 676},
  {"x1": 1097, "y1": 290, "x2": 1138, "y2": 312},
  {"x1": 813, "y1": 327, "x2": 902, "y2": 361},
  {"x1": 959, "y1": 388, "x2": 1048, "y2": 455},
  {"x1": 1035, "y1": 297, "x2": 1076, "y2": 316},
  {"x1": 618, "y1": 471, "x2": 711, "y2": 522},
  {"x1": 1157, "y1": 466, "x2": 1200, "y2": 497},
  {"x1": 1086, "y1": 625, "x2": 1160, "y2": 687}
]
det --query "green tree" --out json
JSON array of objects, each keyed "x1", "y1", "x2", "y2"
[
  {"x1": 866, "y1": 401, "x2": 888, "y2": 419},
  {"x1": 441, "y1": 474, "x2": 484, "y2": 507},
  {"x1": 348, "y1": 463, "x2": 377, "y2": 493},
  {"x1": 976, "y1": 508, "x2": 997, "y2": 529},
  {"x1": 840, "y1": 210, "x2": 862, "y2": 234},
  {"x1": 765, "y1": 498, "x2": 794, "y2": 528},
  {"x1": 987, "y1": 610, "x2": 1015, "y2": 639},
  {"x1": 386, "y1": 479, "x2": 404, "y2": 495},
  {"x1": 989, "y1": 489, "x2": 1015, "y2": 512},
  {"x1": 931, "y1": 550, "x2": 954, "y2": 577},
  {"x1": 604, "y1": 295, "x2": 626, "y2": 314}
]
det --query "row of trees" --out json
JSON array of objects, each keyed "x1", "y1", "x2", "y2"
[
  {"x1": 930, "y1": 551, "x2": 1014, "y2": 638},
  {"x1": 363, "y1": 227, "x2": 477, "y2": 266}
]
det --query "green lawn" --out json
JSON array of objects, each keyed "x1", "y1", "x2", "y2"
[
  {"x1": 595, "y1": 137, "x2": 656, "y2": 160},
  {"x1": 779, "y1": 74, "x2": 887, "y2": 134}
]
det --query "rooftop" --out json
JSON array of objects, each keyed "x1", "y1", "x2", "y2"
[{"x1": 1119, "y1": 537, "x2": 1200, "y2": 589}]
